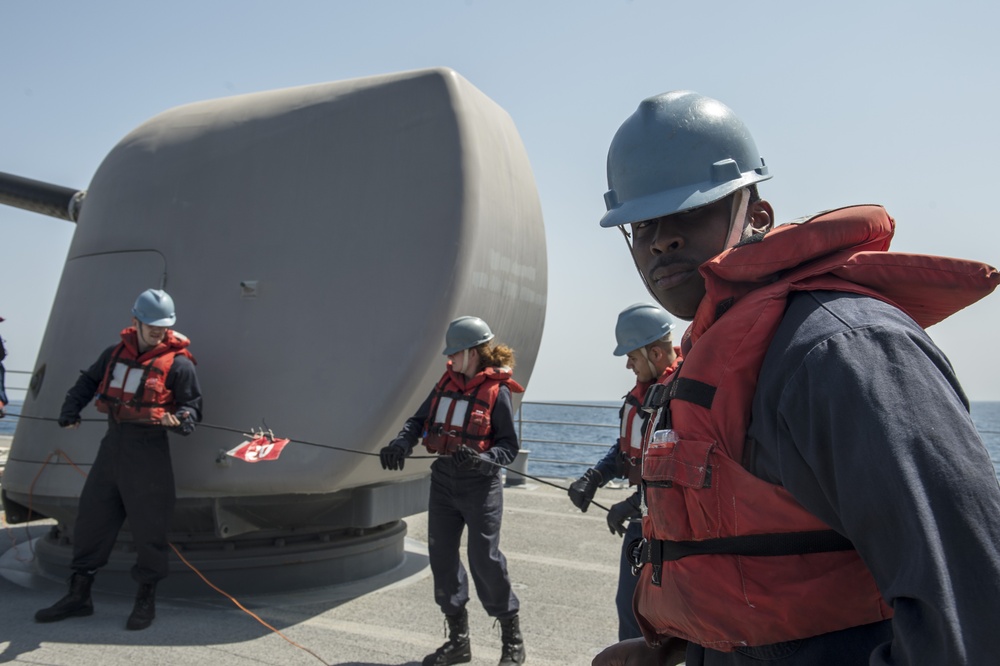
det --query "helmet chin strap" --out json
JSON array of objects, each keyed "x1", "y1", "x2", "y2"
[
  {"x1": 724, "y1": 187, "x2": 751, "y2": 250},
  {"x1": 639, "y1": 347, "x2": 658, "y2": 379}
]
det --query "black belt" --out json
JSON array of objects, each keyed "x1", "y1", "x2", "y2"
[{"x1": 627, "y1": 530, "x2": 854, "y2": 586}]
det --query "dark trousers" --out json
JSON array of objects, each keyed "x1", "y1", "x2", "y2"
[
  {"x1": 686, "y1": 619, "x2": 893, "y2": 665},
  {"x1": 427, "y1": 462, "x2": 519, "y2": 618},
  {"x1": 617, "y1": 520, "x2": 643, "y2": 640},
  {"x1": 72, "y1": 422, "x2": 176, "y2": 584}
]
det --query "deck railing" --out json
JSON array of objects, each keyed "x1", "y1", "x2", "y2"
[
  {"x1": 506, "y1": 400, "x2": 628, "y2": 484},
  {"x1": 515, "y1": 400, "x2": 618, "y2": 470}
]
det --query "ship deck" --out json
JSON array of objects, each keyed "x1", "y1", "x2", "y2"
[{"x1": 0, "y1": 435, "x2": 634, "y2": 665}]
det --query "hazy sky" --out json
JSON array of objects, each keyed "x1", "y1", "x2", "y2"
[{"x1": 2, "y1": 1, "x2": 998, "y2": 403}]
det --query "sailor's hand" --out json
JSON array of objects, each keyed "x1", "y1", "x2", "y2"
[
  {"x1": 380, "y1": 444, "x2": 407, "y2": 471},
  {"x1": 569, "y1": 468, "x2": 602, "y2": 512},
  {"x1": 58, "y1": 415, "x2": 81, "y2": 429},
  {"x1": 160, "y1": 412, "x2": 181, "y2": 427},
  {"x1": 175, "y1": 410, "x2": 195, "y2": 435},
  {"x1": 452, "y1": 444, "x2": 483, "y2": 470},
  {"x1": 606, "y1": 495, "x2": 642, "y2": 537},
  {"x1": 592, "y1": 637, "x2": 687, "y2": 666}
]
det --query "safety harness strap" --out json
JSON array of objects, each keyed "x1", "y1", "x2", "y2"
[
  {"x1": 630, "y1": 530, "x2": 854, "y2": 585},
  {"x1": 668, "y1": 376, "x2": 715, "y2": 410}
]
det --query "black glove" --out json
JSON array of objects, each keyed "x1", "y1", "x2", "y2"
[
  {"x1": 607, "y1": 495, "x2": 642, "y2": 537},
  {"x1": 568, "y1": 468, "x2": 603, "y2": 512},
  {"x1": 452, "y1": 444, "x2": 482, "y2": 471},
  {"x1": 58, "y1": 414, "x2": 81, "y2": 428},
  {"x1": 176, "y1": 410, "x2": 196, "y2": 436},
  {"x1": 379, "y1": 443, "x2": 407, "y2": 471}
]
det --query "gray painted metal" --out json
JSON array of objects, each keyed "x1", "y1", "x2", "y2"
[{"x1": 3, "y1": 68, "x2": 546, "y2": 573}]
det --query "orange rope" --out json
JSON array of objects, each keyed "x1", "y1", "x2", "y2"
[
  {"x1": 168, "y1": 543, "x2": 330, "y2": 665},
  {"x1": 3, "y1": 449, "x2": 89, "y2": 559}
]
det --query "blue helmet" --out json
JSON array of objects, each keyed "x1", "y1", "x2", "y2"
[
  {"x1": 131, "y1": 289, "x2": 176, "y2": 326},
  {"x1": 613, "y1": 303, "x2": 675, "y2": 356},
  {"x1": 600, "y1": 91, "x2": 771, "y2": 229},
  {"x1": 443, "y1": 316, "x2": 494, "y2": 355}
]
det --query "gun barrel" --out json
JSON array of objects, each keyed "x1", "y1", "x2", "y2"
[{"x1": 0, "y1": 171, "x2": 84, "y2": 222}]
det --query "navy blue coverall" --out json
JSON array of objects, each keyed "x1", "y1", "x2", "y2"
[
  {"x1": 393, "y1": 384, "x2": 520, "y2": 619},
  {"x1": 59, "y1": 342, "x2": 202, "y2": 585}
]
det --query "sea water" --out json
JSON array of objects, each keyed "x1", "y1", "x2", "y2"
[{"x1": 514, "y1": 400, "x2": 1000, "y2": 481}]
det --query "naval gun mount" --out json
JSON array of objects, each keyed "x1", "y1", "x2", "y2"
[{"x1": 0, "y1": 68, "x2": 546, "y2": 597}]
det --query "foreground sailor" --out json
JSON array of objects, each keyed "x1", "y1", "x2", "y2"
[
  {"x1": 380, "y1": 316, "x2": 526, "y2": 666},
  {"x1": 592, "y1": 92, "x2": 1000, "y2": 665},
  {"x1": 568, "y1": 302, "x2": 679, "y2": 640},
  {"x1": 36, "y1": 288, "x2": 202, "y2": 631}
]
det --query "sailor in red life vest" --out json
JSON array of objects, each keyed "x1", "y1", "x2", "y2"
[
  {"x1": 35, "y1": 289, "x2": 202, "y2": 632},
  {"x1": 592, "y1": 92, "x2": 1000, "y2": 666},
  {"x1": 567, "y1": 302, "x2": 680, "y2": 641},
  {"x1": 379, "y1": 316, "x2": 526, "y2": 666}
]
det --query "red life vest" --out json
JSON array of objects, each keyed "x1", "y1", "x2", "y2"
[
  {"x1": 96, "y1": 327, "x2": 195, "y2": 424},
  {"x1": 634, "y1": 205, "x2": 999, "y2": 650},
  {"x1": 620, "y1": 352, "x2": 682, "y2": 486},
  {"x1": 422, "y1": 365, "x2": 525, "y2": 454},
  {"x1": 617, "y1": 381, "x2": 649, "y2": 485}
]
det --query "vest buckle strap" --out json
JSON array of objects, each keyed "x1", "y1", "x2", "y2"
[
  {"x1": 650, "y1": 539, "x2": 663, "y2": 586},
  {"x1": 429, "y1": 425, "x2": 461, "y2": 437},
  {"x1": 618, "y1": 449, "x2": 640, "y2": 467},
  {"x1": 626, "y1": 537, "x2": 645, "y2": 576},
  {"x1": 638, "y1": 530, "x2": 855, "y2": 567}
]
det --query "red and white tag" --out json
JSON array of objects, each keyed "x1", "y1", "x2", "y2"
[{"x1": 226, "y1": 435, "x2": 291, "y2": 463}]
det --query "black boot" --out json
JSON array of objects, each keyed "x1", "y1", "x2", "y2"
[
  {"x1": 497, "y1": 614, "x2": 525, "y2": 666},
  {"x1": 126, "y1": 582, "x2": 156, "y2": 631},
  {"x1": 422, "y1": 607, "x2": 472, "y2": 666},
  {"x1": 35, "y1": 571, "x2": 94, "y2": 623}
]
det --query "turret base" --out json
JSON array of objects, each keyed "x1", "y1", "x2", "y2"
[{"x1": 28, "y1": 519, "x2": 408, "y2": 597}]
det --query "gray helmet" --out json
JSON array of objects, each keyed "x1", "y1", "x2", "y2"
[
  {"x1": 443, "y1": 316, "x2": 494, "y2": 355},
  {"x1": 600, "y1": 91, "x2": 771, "y2": 229},
  {"x1": 131, "y1": 289, "x2": 176, "y2": 326},
  {"x1": 613, "y1": 302, "x2": 676, "y2": 356}
]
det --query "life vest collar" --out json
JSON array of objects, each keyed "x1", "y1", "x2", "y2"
[
  {"x1": 684, "y1": 205, "x2": 998, "y2": 353},
  {"x1": 119, "y1": 327, "x2": 193, "y2": 364}
]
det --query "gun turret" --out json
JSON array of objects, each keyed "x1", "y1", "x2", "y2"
[
  {"x1": 3, "y1": 68, "x2": 547, "y2": 597},
  {"x1": 0, "y1": 171, "x2": 84, "y2": 222}
]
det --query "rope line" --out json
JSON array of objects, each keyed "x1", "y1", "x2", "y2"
[
  {"x1": 1, "y1": 411, "x2": 603, "y2": 507},
  {"x1": 0, "y1": 409, "x2": 628, "y2": 661},
  {"x1": 169, "y1": 543, "x2": 330, "y2": 665}
]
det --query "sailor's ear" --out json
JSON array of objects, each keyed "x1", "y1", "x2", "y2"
[
  {"x1": 648, "y1": 344, "x2": 670, "y2": 365},
  {"x1": 749, "y1": 200, "x2": 774, "y2": 234}
]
